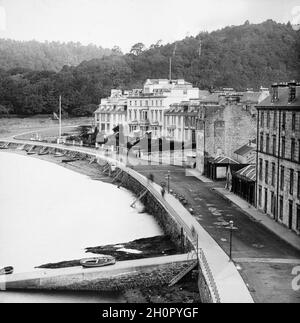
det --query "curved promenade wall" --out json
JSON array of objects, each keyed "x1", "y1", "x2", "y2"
[{"x1": 0, "y1": 140, "x2": 254, "y2": 303}]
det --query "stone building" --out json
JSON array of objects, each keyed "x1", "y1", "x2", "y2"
[
  {"x1": 194, "y1": 89, "x2": 269, "y2": 174},
  {"x1": 126, "y1": 79, "x2": 200, "y2": 139},
  {"x1": 94, "y1": 89, "x2": 129, "y2": 138},
  {"x1": 256, "y1": 81, "x2": 300, "y2": 235}
]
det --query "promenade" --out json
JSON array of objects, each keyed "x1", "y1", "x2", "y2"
[{"x1": 0, "y1": 139, "x2": 254, "y2": 303}]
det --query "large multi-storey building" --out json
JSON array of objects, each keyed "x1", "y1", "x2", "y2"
[
  {"x1": 256, "y1": 81, "x2": 300, "y2": 235},
  {"x1": 94, "y1": 89, "x2": 129, "y2": 136},
  {"x1": 126, "y1": 79, "x2": 200, "y2": 138}
]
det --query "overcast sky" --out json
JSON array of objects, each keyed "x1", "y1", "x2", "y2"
[{"x1": 0, "y1": 0, "x2": 299, "y2": 52}]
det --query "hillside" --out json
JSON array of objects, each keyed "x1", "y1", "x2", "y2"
[
  {"x1": 0, "y1": 39, "x2": 113, "y2": 71},
  {"x1": 0, "y1": 20, "x2": 299, "y2": 117}
]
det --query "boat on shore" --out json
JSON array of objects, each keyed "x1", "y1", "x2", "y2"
[
  {"x1": 0, "y1": 266, "x2": 14, "y2": 275},
  {"x1": 80, "y1": 256, "x2": 116, "y2": 268}
]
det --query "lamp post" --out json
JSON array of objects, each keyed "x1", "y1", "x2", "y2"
[
  {"x1": 167, "y1": 171, "x2": 171, "y2": 193},
  {"x1": 229, "y1": 220, "x2": 234, "y2": 261}
]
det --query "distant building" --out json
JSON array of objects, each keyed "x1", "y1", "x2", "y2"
[
  {"x1": 126, "y1": 79, "x2": 200, "y2": 139},
  {"x1": 256, "y1": 81, "x2": 300, "y2": 235},
  {"x1": 234, "y1": 139, "x2": 256, "y2": 164},
  {"x1": 94, "y1": 89, "x2": 128, "y2": 140}
]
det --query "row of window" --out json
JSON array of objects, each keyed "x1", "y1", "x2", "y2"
[
  {"x1": 260, "y1": 133, "x2": 300, "y2": 163},
  {"x1": 258, "y1": 186, "x2": 300, "y2": 231},
  {"x1": 259, "y1": 158, "x2": 300, "y2": 197},
  {"x1": 129, "y1": 100, "x2": 163, "y2": 107},
  {"x1": 128, "y1": 109, "x2": 163, "y2": 122},
  {"x1": 260, "y1": 110, "x2": 298, "y2": 132}
]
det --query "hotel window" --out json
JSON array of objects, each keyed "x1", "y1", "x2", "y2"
[
  {"x1": 160, "y1": 100, "x2": 163, "y2": 106},
  {"x1": 265, "y1": 161, "x2": 269, "y2": 184},
  {"x1": 260, "y1": 132, "x2": 264, "y2": 152},
  {"x1": 281, "y1": 137, "x2": 285, "y2": 158},
  {"x1": 129, "y1": 101, "x2": 132, "y2": 106},
  {"x1": 291, "y1": 139, "x2": 296, "y2": 161},
  {"x1": 273, "y1": 111, "x2": 277, "y2": 130},
  {"x1": 280, "y1": 166, "x2": 284, "y2": 191},
  {"x1": 134, "y1": 110, "x2": 137, "y2": 120},
  {"x1": 279, "y1": 196, "x2": 283, "y2": 220},
  {"x1": 297, "y1": 205, "x2": 300, "y2": 231},
  {"x1": 266, "y1": 134, "x2": 270, "y2": 154},
  {"x1": 272, "y1": 135, "x2": 277, "y2": 156},
  {"x1": 160, "y1": 111, "x2": 162, "y2": 122},
  {"x1": 290, "y1": 169, "x2": 294, "y2": 195},
  {"x1": 261, "y1": 112, "x2": 264, "y2": 128},
  {"x1": 135, "y1": 101, "x2": 137, "y2": 106},
  {"x1": 145, "y1": 100, "x2": 148, "y2": 106},
  {"x1": 292, "y1": 113, "x2": 296, "y2": 132},
  {"x1": 129, "y1": 110, "x2": 132, "y2": 120},
  {"x1": 271, "y1": 162, "x2": 276, "y2": 187},
  {"x1": 258, "y1": 186, "x2": 262, "y2": 207},
  {"x1": 271, "y1": 192, "x2": 275, "y2": 215},
  {"x1": 259, "y1": 159, "x2": 263, "y2": 181},
  {"x1": 267, "y1": 111, "x2": 270, "y2": 128},
  {"x1": 282, "y1": 112, "x2": 286, "y2": 130}
]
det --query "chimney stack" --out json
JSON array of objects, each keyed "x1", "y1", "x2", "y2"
[{"x1": 271, "y1": 83, "x2": 279, "y2": 102}]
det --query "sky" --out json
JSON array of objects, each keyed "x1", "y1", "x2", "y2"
[{"x1": 0, "y1": 0, "x2": 299, "y2": 53}]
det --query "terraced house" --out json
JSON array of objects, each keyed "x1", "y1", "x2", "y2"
[{"x1": 256, "y1": 81, "x2": 300, "y2": 235}]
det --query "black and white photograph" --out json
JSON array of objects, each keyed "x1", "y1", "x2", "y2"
[{"x1": 0, "y1": 0, "x2": 299, "y2": 306}]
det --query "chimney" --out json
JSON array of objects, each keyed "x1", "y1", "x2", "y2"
[
  {"x1": 271, "y1": 83, "x2": 279, "y2": 102},
  {"x1": 288, "y1": 81, "x2": 297, "y2": 103}
]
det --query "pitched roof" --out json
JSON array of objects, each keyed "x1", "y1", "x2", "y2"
[
  {"x1": 212, "y1": 156, "x2": 239, "y2": 165},
  {"x1": 234, "y1": 165, "x2": 256, "y2": 182},
  {"x1": 234, "y1": 140, "x2": 256, "y2": 156},
  {"x1": 257, "y1": 86, "x2": 300, "y2": 108}
]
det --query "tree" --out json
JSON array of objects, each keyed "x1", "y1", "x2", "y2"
[{"x1": 130, "y1": 43, "x2": 146, "y2": 56}]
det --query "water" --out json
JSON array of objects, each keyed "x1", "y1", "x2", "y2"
[{"x1": 0, "y1": 152, "x2": 163, "y2": 302}]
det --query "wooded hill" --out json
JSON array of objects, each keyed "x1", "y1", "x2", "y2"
[{"x1": 0, "y1": 20, "x2": 299, "y2": 116}]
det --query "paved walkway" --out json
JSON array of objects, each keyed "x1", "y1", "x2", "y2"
[{"x1": 213, "y1": 187, "x2": 300, "y2": 252}]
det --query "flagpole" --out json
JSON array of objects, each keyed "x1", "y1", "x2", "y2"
[
  {"x1": 169, "y1": 57, "x2": 172, "y2": 81},
  {"x1": 59, "y1": 95, "x2": 62, "y2": 140}
]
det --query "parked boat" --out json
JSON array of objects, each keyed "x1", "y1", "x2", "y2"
[
  {"x1": 0, "y1": 266, "x2": 14, "y2": 275},
  {"x1": 80, "y1": 256, "x2": 116, "y2": 268},
  {"x1": 38, "y1": 151, "x2": 49, "y2": 156},
  {"x1": 54, "y1": 153, "x2": 65, "y2": 158},
  {"x1": 62, "y1": 158, "x2": 80, "y2": 163}
]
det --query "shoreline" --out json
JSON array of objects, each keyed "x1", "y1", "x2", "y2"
[{"x1": 0, "y1": 147, "x2": 201, "y2": 303}]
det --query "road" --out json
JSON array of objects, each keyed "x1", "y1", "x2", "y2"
[{"x1": 134, "y1": 164, "x2": 300, "y2": 303}]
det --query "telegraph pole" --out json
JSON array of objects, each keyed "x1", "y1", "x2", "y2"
[{"x1": 58, "y1": 95, "x2": 62, "y2": 142}]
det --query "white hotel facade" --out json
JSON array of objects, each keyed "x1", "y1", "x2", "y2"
[{"x1": 95, "y1": 79, "x2": 200, "y2": 139}]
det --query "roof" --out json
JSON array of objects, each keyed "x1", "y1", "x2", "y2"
[
  {"x1": 234, "y1": 140, "x2": 256, "y2": 156},
  {"x1": 240, "y1": 92, "x2": 262, "y2": 103},
  {"x1": 234, "y1": 165, "x2": 256, "y2": 182},
  {"x1": 209, "y1": 156, "x2": 239, "y2": 165},
  {"x1": 257, "y1": 86, "x2": 300, "y2": 109}
]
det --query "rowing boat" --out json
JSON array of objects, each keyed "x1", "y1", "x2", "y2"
[
  {"x1": 0, "y1": 266, "x2": 14, "y2": 275},
  {"x1": 80, "y1": 256, "x2": 116, "y2": 268}
]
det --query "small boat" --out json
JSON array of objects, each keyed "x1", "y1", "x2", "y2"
[
  {"x1": 27, "y1": 151, "x2": 36, "y2": 155},
  {"x1": 80, "y1": 256, "x2": 116, "y2": 268},
  {"x1": 54, "y1": 153, "x2": 65, "y2": 158},
  {"x1": 0, "y1": 266, "x2": 14, "y2": 275},
  {"x1": 38, "y1": 151, "x2": 49, "y2": 156},
  {"x1": 62, "y1": 158, "x2": 80, "y2": 163}
]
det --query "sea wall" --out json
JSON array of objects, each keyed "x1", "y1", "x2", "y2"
[{"x1": 4, "y1": 260, "x2": 192, "y2": 293}]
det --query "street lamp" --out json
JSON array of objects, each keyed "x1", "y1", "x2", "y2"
[
  {"x1": 229, "y1": 220, "x2": 234, "y2": 261},
  {"x1": 167, "y1": 171, "x2": 171, "y2": 193}
]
